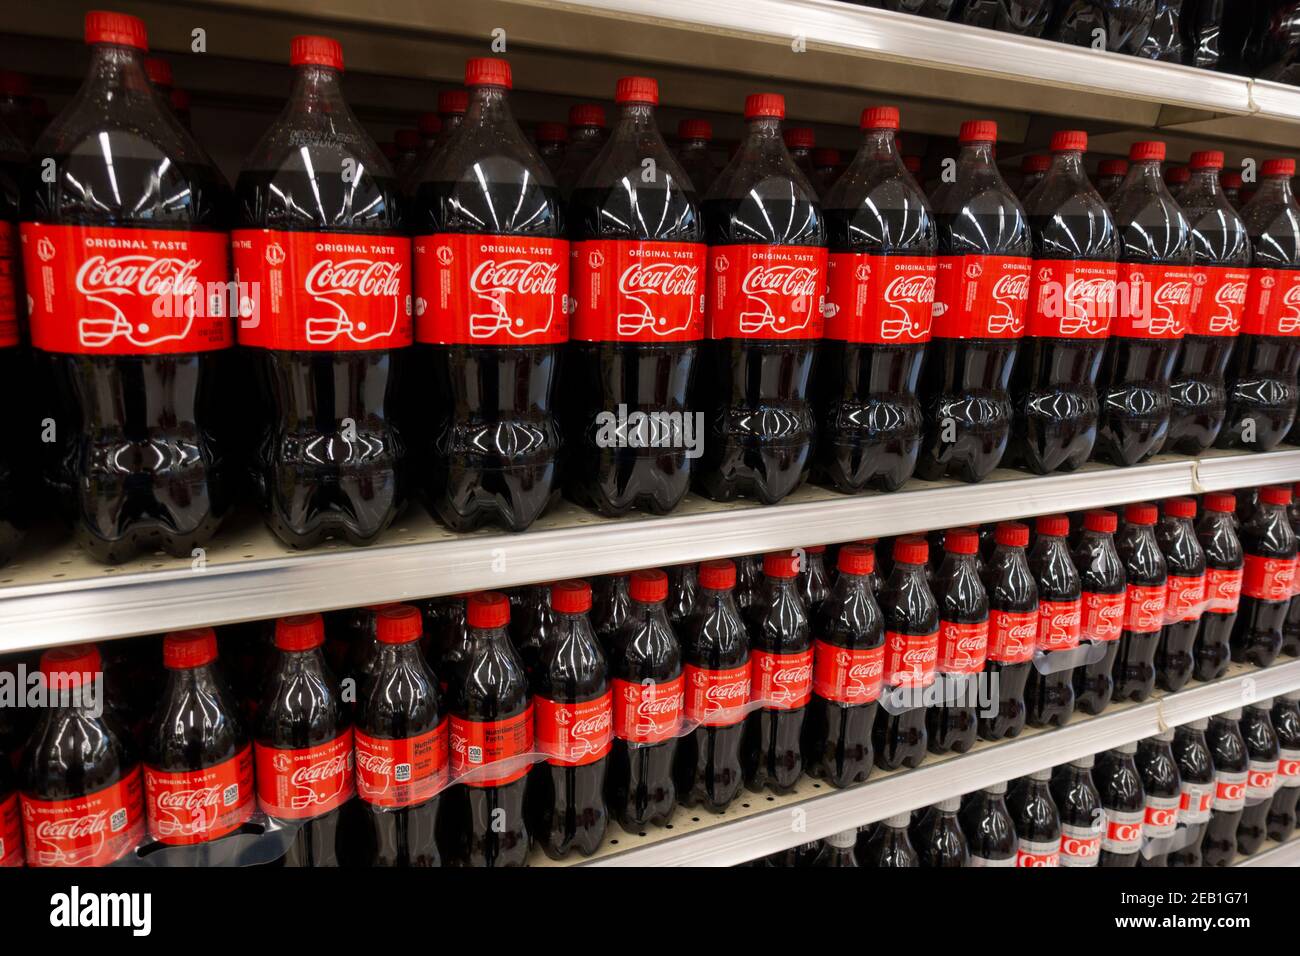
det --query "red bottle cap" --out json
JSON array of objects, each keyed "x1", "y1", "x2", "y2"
[
  {"x1": 569, "y1": 103, "x2": 605, "y2": 128},
  {"x1": 1260, "y1": 485, "x2": 1293, "y2": 506},
  {"x1": 1129, "y1": 141, "x2": 1166, "y2": 162},
  {"x1": 678, "y1": 118, "x2": 712, "y2": 141},
  {"x1": 860, "y1": 106, "x2": 899, "y2": 131},
  {"x1": 467, "y1": 591, "x2": 510, "y2": 629},
  {"x1": 419, "y1": 112, "x2": 443, "y2": 137},
  {"x1": 893, "y1": 535, "x2": 928, "y2": 565},
  {"x1": 837, "y1": 544, "x2": 875, "y2": 575},
  {"x1": 85, "y1": 11, "x2": 148, "y2": 50},
  {"x1": 1084, "y1": 509, "x2": 1117, "y2": 534},
  {"x1": 1035, "y1": 514, "x2": 1070, "y2": 538},
  {"x1": 1163, "y1": 496, "x2": 1197, "y2": 519},
  {"x1": 629, "y1": 568, "x2": 669, "y2": 603},
  {"x1": 275, "y1": 613, "x2": 325, "y2": 651},
  {"x1": 550, "y1": 579, "x2": 593, "y2": 614},
  {"x1": 1190, "y1": 150, "x2": 1224, "y2": 170},
  {"x1": 1098, "y1": 159, "x2": 1129, "y2": 177},
  {"x1": 903, "y1": 155, "x2": 922, "y2": 175},
  {"x1": 0, "y1": 72, "x2": 30, "y2": 97},
  {"x1": 804, "y1": 544, "x2": 826, "y2": 554},
  {"x1": 784, "y1": 127, "x2": 815, "y2": 150},
  {"x1": 375, "y1": 605, "x2": 423, "y2": 644},
  {"x1": 162, "y1": 627, "x2": 217, "y2": 669},
  {"x1": 40, "y1": 644, "x2": 103, "y2": 688},
  {"x1": 745, "y1": 93, "x2": 785, "y2": 120},
  {"x1": 1202, "y1": 492, "x2": 1236, "y2": 514},
  {"x1": 812, "y1": 148, "x2": 841, "y2": 167},
  {"x1": 616, "y1": 76, "x2": 658, "y2": 105},
  {"x1": 144, "y1": 57, "x2": 172, "y2": 87},
  {"x1": 1166, "y1": 165, "x2": 1190, "y2": 185},
  {"x1": 699, "y1": 559, "x2": 737, "y2": 590},
  {"x1": 535, "y1": 121, "x2": 568, "y2": 143},
  {"x1": 1263, "y1": 158, "x2": 1296, "y2": 178},
  {"x1": 395, "y1": 128, "x2": 422, "y2": 150},
  {"x1": 959, "y1": 120, "x2": 997, "y2": 143},
  {"x1": 1050, "y1": 130, "x2": 1087, "y2": 153},
  {"x1": 1021, "y1": 154, "x2": 1050, "y2": 173},
  {"x1": 1125, "y1": 503, "x2": 1158, "y2": 526},
  {"x1": 763, "y1": 552, "x2": 801, "y2": 579},
  {"x1": 290, "y1": 35, "x2": 343, "y2": 71},
  {"x1": 466, "y1": 57, "x2": 511, "y2": 89},
  {"x1": 1221, "y1": 171, "x2": 1244, "y2": 189},
  {"x1": 994, "y1": 522, "x2": 1029, "y2": 548},
  {"x1": 944, "y1": 527, "x2": 979, "y2": 555},
  {"x1": 439, "y1": 90, "x2": 468, "y2": 115}
]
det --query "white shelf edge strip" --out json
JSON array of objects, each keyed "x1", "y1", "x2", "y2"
[{"x1": 1234, "y1": 836, "x2": 1300, "y2": 867}]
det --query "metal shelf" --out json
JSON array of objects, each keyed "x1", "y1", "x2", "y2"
[
  {"x1": 543, "y1": 658, "x2": 1300, "y2": 867},
  {"x1": 1235, "y1": 836, "x2": 1300, "y2": 867}
]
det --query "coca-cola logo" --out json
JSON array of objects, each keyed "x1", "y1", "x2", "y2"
[
  {"x1": 355, "y1": 750, "x2": 395, "y2": 777},
  {"x1": 155, "y1": 787, "x2": 221, "y2": 814},
  {"x1": 1147, "y1": 807, "x2": 1178, "y2": 828},
  {"x1": 569, "y1": 711, "x2": 613, "y2": 740},
  {"x1": 703, "y1": 679, "x2": 748, "y2": 706},
  {"x1": 1061, "y1": 836, "x2": 1099, "y2": 857},
  {"x1": 740, "y1": 265, "x2": 820, "y2": 299},
  {"x1": 1154, "y1": 280, "x2": 1192, "y2": 307},
  {"x1": 1109, "y1": 822, "x2": 1142, "y2": 842},
  {"x1": 880, "y1": 272, "x2": 936, "y2": 341},
  {"x1": 1247, "y1": 770, "x2": 1276, "y2": 789},
  {"x1": 637, "y1": 692, "x2": 680, "y2": 719},
  {"x1": 76, "y1": 255, "x2": 203, "y2": 299},
  {"x1": 467, "y1": 257, "x2": 561, "y2": 339},
  {"x1": 1216, "y1": 281, "x2": 1248, "y2": 307},
  {"x1": 987, "y1": 269, "x2": 1030, "y2": 334},
  {"x1": 1018, "y1": 852, "x2": 1058, "y2": 868},
  {"x1": 304, "y1": 258, "x2": 403, "y2": 298},
  {"x1": 614, "y1": 260, "x2": 700, "y2": 336},
  {"x1": 1219, "y1": 781, "x2": 1246, "y2": 801},
  {"x1": 36, "y1": 813, "x2": 108, "y2": 842},
  {"x1": 900, "y1": 647, "x2": 937, "y2": 666},
  {"x1": 620, "y1": 262, "x2": 698, "y2": 299},
  {"x1": 471, "y1": 259, "x2": 560, "y2": 298}
]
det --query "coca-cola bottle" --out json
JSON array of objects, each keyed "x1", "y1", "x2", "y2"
[
  {"x1": 0, "y1": 750, "x2": 20, "y2": 867},
  {"x1": 143, "y1": 629, "x2": 254, "y2": 853},
  {"x1": 734, "y1": 554, "x2": 765, "y2": 615},
  {"x1": 255, "y1": 614, "x2": 354, "y2": 867},
  {"x1": 607, "y1": 569, "x2": 683, "y2": 831},
  {"x1": 675, "y1": 119, "x2": 719, "y2": 196},
  {"x1": 566, "y1": 76, "x2": 705, "y2": 516},
  {"x1": 667, "y1": 563, "x2": 699, "y2": 627},
  {"x1": 445, "y1": 592, "x2": 532, "y2": 867},
  {"x1": 1237, "y1": 701, "x2": 1280, "y2": 856},
  {"x1": 1135, "y1": 731, "x2": 1182, "y2": 866},
  {"x1": 1222, "y1": 158, "x2": 1300, "y2": 451},
  {"x1": 1221, "y1": 170, "x2": 1243, "y2": 209},
  {"x1": 927, "y1": 528, "x2": 989, "y2": 754},
  {"x1": 1168, "y1": 718, "x2": 1216, "y2": 867},
  {"x1": 1008, "y1": 769, "x2": 1061, "y2": 866},
  {"x1": 917, "y1": 120, "x2": 1031, "y2": 484},
  {"x1": 354, "y1": 605, "x2": 446, "y2": 867},
  {"x1": 1195, "y1": 491, "x2": 1244, "y2": 681},
  {"x1": 1052, "y1": 755, "x2": 1104, "y2": 867},
  {"x1": 556, "y1": 103, "x2": 606, "y2": 199},
  {"x1": 1094, "y1": 142, "x2": 1193, "y2": 467},
  {"x1": 1155, "y1": 497, "x2": 1207, "y2": 692},
  {"x1": 1073, "y1": 509, "x2": 1126, "y2": 714},
  {"x1": 675, "y1": 560, "x2": 750, "y2": 812},
  {"x1": 1096, "y1": 159, "x2": 1128, "y2": 201},
  {"x1": 1096, "y1": 743, "x2": 1145, "y2": 867},
  {"x1": 1165, "y1": 164, "x2": 1190, "y2": 196},
  {"x1": 784, "y1": 126, "x2": 816, "y2": 185},
  {"x1": 910, "y1": 797, "x2": 969, "y2": 866},
  {"x1": 592, "y1": 575, "x2": 633, "y2": 658},
  {"x1": 804, "y1": 544, "x2": 884, "y2": 787},
  {"x1": 234, "y1": 35, "x2": 411, "y2": 547},
  {"x1": 858, "y1": 812, "x2": 919, "y2": 867},
  {"x1": 1167, "y1": 151, "x2": 1250, "y2": 455},
  {"x1": 1013, "y1": 130, "x2": 1119, "y2": 475},
  {"x1": 1017, "y1": 154, "x2": 1050, "y2": 200},
  {"x1": 874, "y1": 536, "x2": 938, "y2": 769},
  {"x1": 960, "y1": 782, "x2": 1018, "y2": 866},
  {"x1": 20, "y1": 645, "x2": 145, "y2": 866},
  {"x1": 0, "y1": 113, "x2": 26, "y2": 568},
  {"x1": 1202, "y1": 709, "x2": 1249, "y2": 866},
  {"x1": 817, "y1": 106, "x2": 936, "y2": 494},
  {"x1": 1286, "y1": 485, "x2": 1300, "y2": 657},
  {"x1": 696, "y1": 93, "x2": 825, "y2": 504},
  {"x1": 20, "y1": 11, "x2": 234, "y2": 562},
  {"x1": 1026, "y1": 515, "x2": 1082, "y2": 728},
  {"x1": 980, "y1": 522, "x2": 1038, "y2": 741},
  {"x1": 433, "y1": 595, "x2": 470, "y2": 696},
  {"x1": 1232, "y1": 485, "x2": 1297, "y2": 667},
  {"x1": 1112, "y1": 503, "x2": 1168, "y2": 703},
  {"x1": 418, "y1": 89, "x2": 466, "y2": 168},
  {"x1": 410, "y1": 58, "x2": 566, "y2": 532},
  {"x1": 743, "y1": 552, "x2": 813, "y2": 793},
  {"x1": 809, "y1": 829, "x2": 859, "y2": 867},
  {"x1": 797, "y1": 545, "x2": 831, "y2": 620},
  {"x1": 1268, "y1": 692, "x2": 1300, "y2": 843}
]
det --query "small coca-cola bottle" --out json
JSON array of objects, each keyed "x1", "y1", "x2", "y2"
[
  {"x1": 1096, "y1": 159, "x2": 1128, "y2": 201},
  {"x1": 1026, "y1": 515, "x2": 1082, "y2": 728},
  {"x1": 675, "y1": 560, "x2": 750, "y2": 812},
  {"x1": 1072, "y1": 509, "x2": 1126, "y2": 715},
  {"x1": 1237, "y1": 701, "x2": 1280, "y2": 857},
  {"x1": 417, "y1": 89, "x2": 466, "y2": 169},
  {"x1": 607, "y1": 569, "x2": 683, "y2": 832},
  {"x1": 1267, "y1": 693, "x2": 1300, "y2": 843},
  {"x1": 926, "y1": 528, "x2": 989, "y2": 755},
  {"x1": 1195, "y1": 492, "x2": 1244, "y2": 681},
  {"x1": 1155, "y1": 497, "x2": 1207, "y2": 692},
  {"x1": 20, "y1": 645, "x2": 145, "y2": 866},
  {"x1": 910, "y1": 798, "x2": 969, "y2": 867},
  {"x1": 810, "y1": 829, "x2": 860, "y2": 867},
  {"x1": 784, "y1": 126, "x2": 817, "y2": 185},
  {"x1": 734, "y1": 554, "x2": 764, "y2": 614},
  {"x1": 960, "y1": 782, "x2": 1018, "y2": 866},
  {"x1": 1232, "y1": 485, "x2": 1297, "y2": 667},
  {"x1": 556, "y1": 103, "x2": 606, "y2": 199},
  {"x1": 1052, "y1": 755, "x2": 1104, "y2": 867},
  {"x1": 255, "y1": 614, "x2": 354, "y2": 867},
  {"x1": 354, "y1": 605, "x2": 446, "y2": 867},
  {"x1": 535, "y1": 122, "x2": 567, "y2": 177},
  {"x1": 980, "y1": 522, "x2": 1038, "y2": 741},
  {"x1": 144, "y1": 629, "x2": 255, "y2": 851},
  {"x1": 674, "y1": 119, "x2": 719, "y2": 195},
  {"x1": 1168, "y1": 718, "x2": 1215, "y2": 867},
  {"x1": 874, "y1": 536, "x2": 938, "y2": 769},
  {"x1": 1112, "y1": 503, "x2": 1168, "y2": 702},
  {"x1": 1202, "y1": 709, "x2": 1249, "y2": 867},
  {"x1": 804, "y1": 544, "x2": 884, "y2": 788},
  {"x1": 592, "y1": 574, "x2": 633, "y2": 658},
  {"x1": 1096, "y1": 743, "x2": 1145, "y2": 867},
  {"x1": 1135, "y1": 731, "x2": 1181, "y2": 867},
  {"x1": 813, "y1": 148, "x2": 842, "y2": 198},
  {"x1": 797, "y1": 545, "x2": 831, "y2": 621},
  {"x1": 859, "y1": 812, "x2": 919, "y2": 867},
  {"x1": 1017, "y1": 153, "x2": 1050, "y2": 200},
  {"x1": 530, "y1": 580, "x2": 611, "y2": 859},
  {"x1": 1008, "y1": 769, "x2": 1061, "y2": 866},
  {"x1": 433, "y1": 595, "x2": 470, "y2": 696},
  {"x1": 743, "y1": 552, "x2": 813, "y2": 794},
  {"x1": 666, "y1": 563, "x2": 699, "y2": 627}
]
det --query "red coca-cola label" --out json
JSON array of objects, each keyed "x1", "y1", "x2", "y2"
[
  {"x1": 354, "y1": 723, "x2": 449, "y2": 808},
  {"x1": 1103, "y1": 812, "x2": 1144, "y2": 854},
  {"x1": 931, "y1": 254, "x2": 1031, "y2": 339},
  {"x1": 1038, "y1": 598, "x2": 1082, "y2": 652},
  {"x1": 1026, "y1": 259, "x2": 1118, "y2": 339},
  {"x1": 882, "y1": 629, "x2": 938, "y2": 689},
  {"x1": 1165, "y1": 573, "x2": 1206, "y2": 623},
  {"x1": 0, "y1": 221, "x2": 19, "y2": 347},
  {"x1": 1143, "y1": 796, "x2": 1180, "y2": 837},
  {"x1": 414, "y1": 233, "x2": 568, "y2": 345},
  {"x1": 1016, "y1": 839, "x2": 1060, "y2": 867},
  {"x1": 1242, "y1": 554, "x2": 1296, "y2": 602},
  {"x1": 1247, "y1": 760, "x2": 1278, "y2": 800},
  {"x1": 1059, "y1": 824, "x2": 1101, "y2": 867},
  {"x1": 1123, "y1": 583, "x2": 1167, "y2": 633},
  {"x1": 1243, "y1": 267, "x2": 1300, "y2": 336},
  {"x1": 936, "y1": 619, "x2": 989, "y2": 675},
  {"x1": 811, "y1": 641, "x2": 884, "y2": 705},
  {"x1": 824, "y1": 253, "x2": 935, "y2": 343},
  {"x1": 144, "y1": 746, "x2": 254, "y2": 845},
  {"x1": 0, "y1": 791, "x2": 23, "y2": 867},
  {"x1": 1082, "y1": 590, "x2": 1125, "y2": 642},
  {"x1": 21, "y1": 223, "x2": 232, "y2": 355},
  {"x1": 254, "y1": 731, "x2": 355, "y2": 820},
  {"x1": 570, "y1": 239, "x2": 705, "y2": 342},
  {"x1": 1278, "y1": 750, "x2": 1300, "y2": 786},
  {"x1": 232, "y1": 230, "x2": 411, "y2": 350},
  {"x1": 449, "y1": 708, "x2": 533, "y2": 787},
  {"x1": 1111, "y1": 262, "x2": 1192, "y2": 339},
  {"x1": 750, "y1": 649, "x2": 814, "y2": 709},
  {"x1": 706, "y1": 244, "x2": 827, "y2": 340},
  {"x1": 684, "y1": 663, "x2": 750, "y2": 727},
  {"x1": 612, "y1": 675, "x2": 684, "y2": 745},
  {"x1": 534, "y1": 692, "x2": 614, "y2": 767},
  {"x1": 986, "y1": 609, "x2": 1037, "y2": 663},
  {"x1": 20, "y1": 768, "x2": 145, "y2": 867},
  {"x1": 1188, "y1": 264, "x2": 1250, "y2": 336},
  {"x1": 1215, "y1": 771, "x2": 1248, "y2": 812},
  {"x1": 1204, "y1": 567, "x2": 1243, "y2": 614}
]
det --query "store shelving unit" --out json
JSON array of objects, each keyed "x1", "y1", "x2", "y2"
[{"x1": 1236, "y1": 836, "x2": 1300, "y2": 867}]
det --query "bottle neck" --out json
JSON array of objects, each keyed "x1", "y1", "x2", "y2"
[
  {"x1": 1050, "y1": 149, "x2": 1086, "y2": 181},
  {"x1": 1254, "y1": 175, "x2": 1295, "y2": 206},
  {"x1": 287, "y1": 63, "x2": 347, "y2": 119},
  {"x1": 375, "y1": 641, "x2": 423, "y2": 669},
  {"x1": 614, "y1": 101, "x2": 658, "y2": 136},
  {"x1": 87, "y1": 42, "x2": 152, "y2": 98},
  {"x1": 744, "y1": 116, "x2": 783, "y2": 144},
  {"x1": 631, "y1": 598, "x2": 669, "y2": 625},
  {"x1": 1188, "y1": 167, "x2": 1223, "y2": 196},
  {"x1": 469, "y1": 624, "x2": 512, "y2": 650},
  {"x1": 862, "y1": 128, "x2": 897, "y2": 157},
  {"x1": 960, "y1": 140, "x2": 996, "y2": 168},
  {"x1": 465, "y1": 84, "x2": 513, "y2": 130},
  {"x1": 164, "y1": 663, "x2": 222, "y2": 694},
  {"x1": 1128, "y1": 159, "x2": 1165, "y2": 192},
  {"x1": 571, "y1": 123, "x2": 603, "y2": 145}
]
